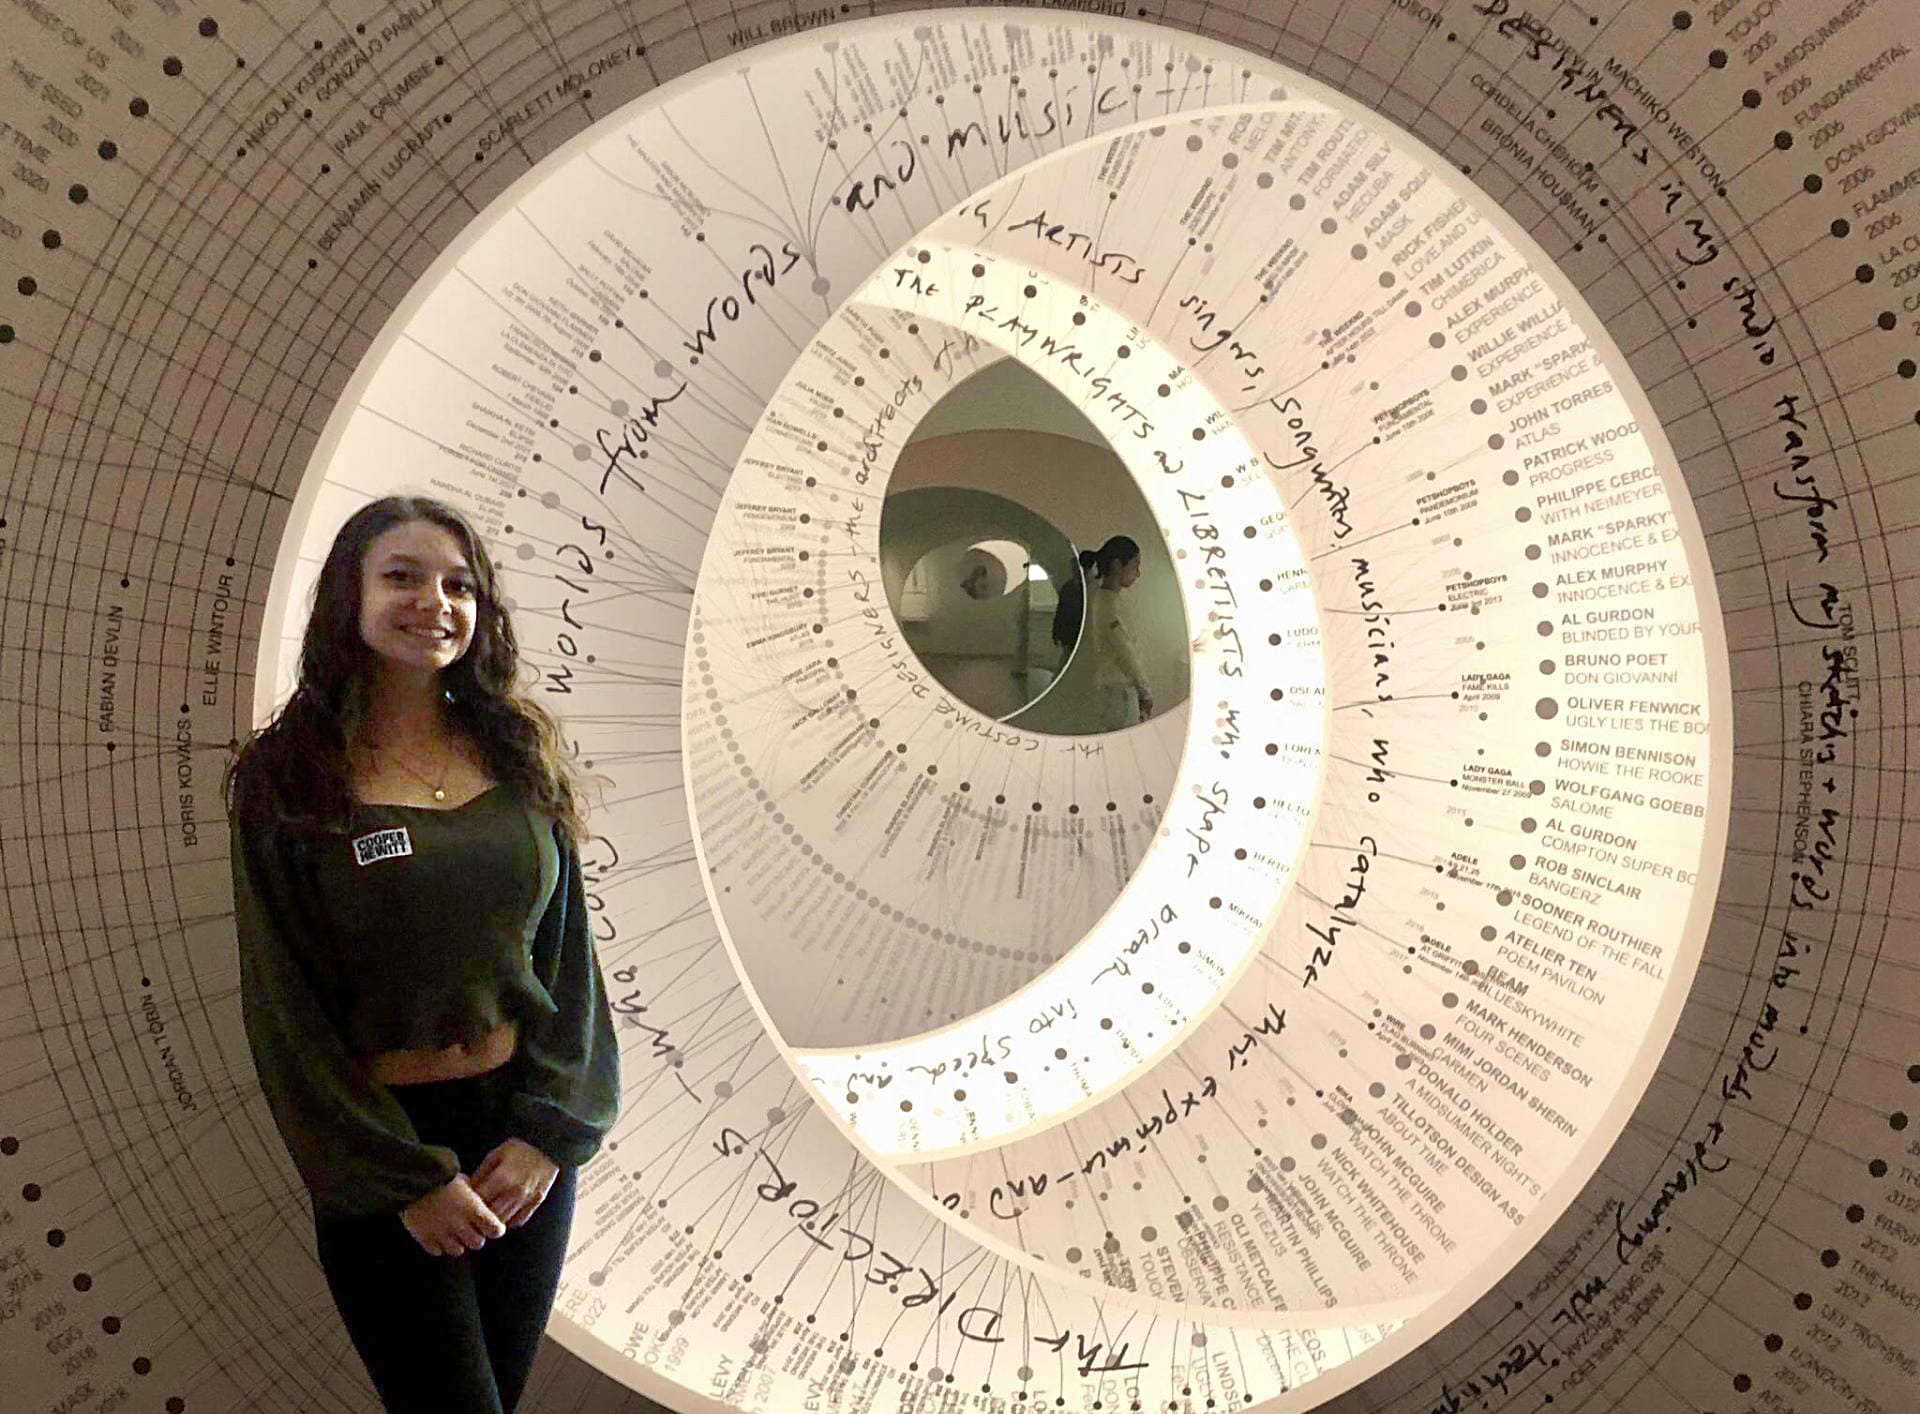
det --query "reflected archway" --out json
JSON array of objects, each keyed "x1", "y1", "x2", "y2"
[{"x1": 882, "y1": 487, "x2": 1078, "y2": 719}]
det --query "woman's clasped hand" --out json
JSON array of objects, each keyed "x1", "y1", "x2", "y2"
[
  {"x1": 401, "y1": 1138, "x2": 560, "y2": 1255},
  {"x1": 399, "y1": 1174, "x2": 505, "y2": 1257},
  {"x1": 470, "y1": 1137, "x2": 561, "y2": 1230}
]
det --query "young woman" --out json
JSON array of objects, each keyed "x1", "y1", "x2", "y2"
[
  {"x1": 225, "y1": 495, "x2": 618, "y2": 1413},
  {"x1": 1051, "y1": 534, "x2": 1153, "y2": 729}
]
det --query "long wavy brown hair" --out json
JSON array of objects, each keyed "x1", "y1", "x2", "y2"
[{"x1": 224, "y1": 495, "x2": 593, "y2": 841}]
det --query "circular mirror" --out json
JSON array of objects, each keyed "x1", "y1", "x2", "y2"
[
  {"x1": 883, "y1": 358, "x2": 1193, "y2": 733},
  {"x1": 882, "y1": 491, "x2": 1077, "y2": 720}
]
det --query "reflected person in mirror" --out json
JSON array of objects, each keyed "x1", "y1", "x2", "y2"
[
  {"x1": 224, "y1": 495, "x2": 618, "y2": 1413},
  {"x1": 1051, "y1": 534, "x2": 1152, "y2": 728}
]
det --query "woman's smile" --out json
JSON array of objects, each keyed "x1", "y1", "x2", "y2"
[{"x1": 359, "y1": 519, "x2": 480, "y2": 671}]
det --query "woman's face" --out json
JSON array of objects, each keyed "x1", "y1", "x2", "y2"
[
  {"x1": 1112, "y1": 555, "x2": 1142, "y2": 589},
  {"x1": 358, "y1": 519, "x2": 479, "y2": 675}
]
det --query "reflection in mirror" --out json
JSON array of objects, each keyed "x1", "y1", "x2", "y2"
[
  {"x1": 883, "y1": 492, "x2": 1078, "y2": 719},
  {"x1": 884, "y1": 357, "x2": 1190, "y2": 734},
  {"x1": 1052, "y1": 535, "x2": 1153, "y2": 730}
]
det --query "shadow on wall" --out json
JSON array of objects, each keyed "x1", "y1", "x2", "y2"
[{"x1": 886, "y1": 428, "x2": 1190, "y2": 733}]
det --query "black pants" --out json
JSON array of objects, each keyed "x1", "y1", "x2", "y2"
[{"x1": 313, "y1": 1068, "x2": 576, "y2": 1414}]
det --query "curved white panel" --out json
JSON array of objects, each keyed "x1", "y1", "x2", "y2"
[{"x1": 0, "y1": 4, "x2": 1912, "y2": 1414}]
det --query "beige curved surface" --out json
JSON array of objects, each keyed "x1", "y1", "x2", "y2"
[{"x1": 0, "y1": 4, "x2": 1912, "y2": 1414}]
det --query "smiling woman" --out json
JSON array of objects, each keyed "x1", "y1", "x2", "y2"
[
  {"x1": 358, "y1": 523, "x2": 480, "y2": 685},
  {"x1": 222, "y1": 494, "x2": 619, "y2": 1414}
]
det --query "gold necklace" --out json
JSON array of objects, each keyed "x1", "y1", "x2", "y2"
[{"x1": 377, "y1": 738, "x2": 456, "y2": 802}]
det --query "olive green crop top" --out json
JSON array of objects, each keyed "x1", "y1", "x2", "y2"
[{"x1": 230, "y1": 784, "x2": 619, "y2": 1217}]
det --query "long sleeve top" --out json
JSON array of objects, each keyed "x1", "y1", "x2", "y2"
[
  {"x1": 1082, "y1": 588, "x2": 1147, "y2": 691},
  {"x1": 230, "y1": 783, "x2": 619, "y2": 1217}
]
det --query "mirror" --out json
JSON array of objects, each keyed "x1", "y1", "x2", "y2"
[
  {"x1": 881, "y1": 358, "x2": 1191, "y2": 734},
  {"x1": 883, "y1": 495, "x2": 1077, "y2": 720}
]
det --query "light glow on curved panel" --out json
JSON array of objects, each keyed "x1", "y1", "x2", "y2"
[{"x1": 5, "y1": 3, "x2": 1910, "y2": 1414}]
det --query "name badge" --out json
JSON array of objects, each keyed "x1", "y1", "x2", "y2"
[{"x1": 352, "y1": 827, "x2": 413, "y2": 866}]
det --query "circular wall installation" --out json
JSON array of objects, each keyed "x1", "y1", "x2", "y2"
[{"x1": 0, "y1": 4, "x2": 1912, "y2": 1414}]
